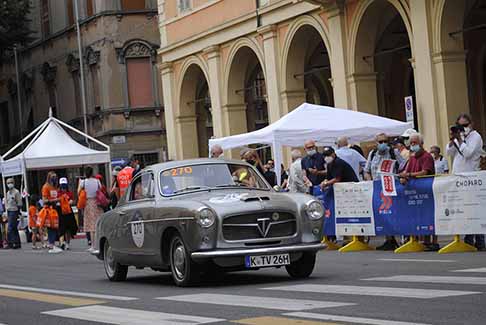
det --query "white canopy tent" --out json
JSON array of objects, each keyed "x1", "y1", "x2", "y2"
[
  {"x1": 1, "y1": 111, "x2": 111, "y2": 208},
  {"x1": 209, "y1": 103, "x2": 413, "y2": 184}
]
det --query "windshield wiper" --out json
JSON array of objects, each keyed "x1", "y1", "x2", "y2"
[
  {"x1": 173, "y1": 185, "x2": 211, "y2": 194},
  {"x1": 214, "y1": 184, "x2": 241, "y2": 188}
]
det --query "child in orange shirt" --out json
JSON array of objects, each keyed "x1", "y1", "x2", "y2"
[{"x1": 28, "y1": 195, "x2": 44, "y2": 249}]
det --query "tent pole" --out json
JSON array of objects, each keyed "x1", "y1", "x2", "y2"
[
  {"x1": 2, "y1": 119, "x2": 49, "y2": 160},
  {"x1": 1, "y1": 156, "x2": 6, "y2": 207},
  {"x1": 272, "y1": 138, "x2": 282, "y2": 186},
  {"x1": 53, "y1": 118, "x2": 110, "y2": 150},
  {"x1": 21, "y1": 155, "x2": 29, "y2": 218}
]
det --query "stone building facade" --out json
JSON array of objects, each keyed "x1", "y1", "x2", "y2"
[
  {"x1": 157, "y1": 0, "x2": 486, "y2": 161},
  {"x1": 0, "y1": 0, "x2": 166, "y2": 167}
]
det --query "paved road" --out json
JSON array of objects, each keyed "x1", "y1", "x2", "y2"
[{"x1": 0, "y1": 239, "x2": 485, "y2": 325}]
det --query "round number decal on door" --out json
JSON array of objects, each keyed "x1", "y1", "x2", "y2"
[{"x1": 131, "y1": 213, "x2": 144, "y2": 248}]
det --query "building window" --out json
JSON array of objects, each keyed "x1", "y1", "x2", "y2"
[
  {"x1": 178, "y1": 0, "x2": 191, "y2": 13},
  {"x1": 67, "y1": 0, "x2": 74, "y2": 25},
  {"x1": 121, "y1": 0, "x2": 145, "y2": 10},
  {"x1": 257, "y1": 0, "x2": 269, "y2": 8},
  {"x1": 41, "y1": 0, "x2": 50, "y2": 38},
  {"x1": 117, "y1": 40, "x2": 158, "y2": 108},
  {"x1": 0, "y1": 102, "x2": 10, "y2": 145},
  {"x1": 87, "y1": 0, "x2": 94, "y2": 16},
  {"x1": 127, "y1": 57, "x2": 153, "y2": 107},
  {"x1": 132, "y1": 152, "x2": 159, "y2": 168}
]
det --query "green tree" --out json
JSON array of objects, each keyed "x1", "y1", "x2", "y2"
[{"x1": 0, "y1": 0, "x2": 35, "y2": 62}]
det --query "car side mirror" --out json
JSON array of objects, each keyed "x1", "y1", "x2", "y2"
[{"x1": 273, "y1": 185, "x2": 282, "y2": 192}]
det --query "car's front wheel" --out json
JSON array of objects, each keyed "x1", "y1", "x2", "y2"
[
  {"x1": 103, "y1": 241, "x2": 128, "y2": 282},
  {"x1": 285, "y1": 252, "x2": 316, "y2": 278},
  {"x1": 169, "y1": 234, "x2": 200, "y2": 286}
]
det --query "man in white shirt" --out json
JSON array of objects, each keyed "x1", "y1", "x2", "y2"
[
  {"x1": 288, "y1": 149, "x2": 307, "y2": 193},
  {"x1": 446, "y1": 113, "x2": 484, "y2": 250},
  {"x1": 335, "y1": 136, "x2": 366, "y2": 181}
]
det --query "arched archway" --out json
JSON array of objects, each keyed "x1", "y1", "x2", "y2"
[
  {"x1": 351, "y1": 0, "x2": 415, "y2": 126},
  {"x1": 178, "y1": 62, "x2": 212, "y2": 158},
  {"x1": 225, "y1": 44, "x2": 268, "y2": 134},
  {"x1": 283, "y1": 23, "x2": 333, "y2": 110}
]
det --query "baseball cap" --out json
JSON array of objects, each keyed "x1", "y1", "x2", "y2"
[
  {"x1": 59, "y1": 177, "x2": 68, "y2": 185},
  {"x1": 401, "y1": 128, "x2": 417, "y2": 138},
  {"x1": 391, "y1": 137, "x2": 405, "y2": 145},
  {"x1": 322, "y1": 146, "x2": 335, "y2": 157}
]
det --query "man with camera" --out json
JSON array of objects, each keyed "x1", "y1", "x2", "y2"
[{"x1": 446, "y1": 113, "x2": 485, "y2": 250}]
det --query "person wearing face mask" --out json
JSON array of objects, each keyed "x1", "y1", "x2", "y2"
[
  {"x1": 446, "y1": 113, "x2": 485, "y2": 250},
  {"x1": 430, "y1": 145, "x2": 449, "y2": 175},
  {"x1": 320, "y1": 147, "x2": 359, "y2": 189},
  {"x1": 130, "y1": 157, "x2": 142, "y2": 178},
  {"x1": 364, "y1": 133, "x2": 404, "y2": 250},
  {"x1": 242, "y1": 149, "x2": 265, "y2": 175},
  {"x1": 301, "y1": 140, "x2": 326, "y2": 193},
  {"x1": 399, "y1": 133, "x2": 437, "y2": 251},
  {"x1": 42, "y1": 171, "x2": 60, "y2": 207},
  {"x1": 5, "y1": 178, "x2": 22, "y2": 249},
  {"x1": 364, "y1": 133, "x2": 404, "y2": 181}
]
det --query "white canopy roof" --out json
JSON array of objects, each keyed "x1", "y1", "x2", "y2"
[
  {"x1": 209, "y1": 103, "x2": 413, "y2": 150},
  {"x1": 2, "y1": 116, "x2": 110, "y2": 171}
]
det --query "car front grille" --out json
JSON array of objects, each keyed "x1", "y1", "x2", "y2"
[{"x1": 222, "y1": 212, "x2": 296, "y2": 241}]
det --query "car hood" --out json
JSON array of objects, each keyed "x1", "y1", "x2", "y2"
[{"x1": 176, "y1": 189, "x2": 304, "y2": 217}]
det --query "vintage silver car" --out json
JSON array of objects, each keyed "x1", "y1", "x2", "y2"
[{"x1": 93, "y1": 159, "x2": 325, "y2": 286}]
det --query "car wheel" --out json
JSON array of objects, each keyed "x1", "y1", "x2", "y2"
[
  {"x1": 285, "y1": 252, "x2": 316, "y2": 279},
  {"x1": 169, "y1": 234, "x2": 199, "y2": 287},
  {"x1": 103, "y1": 241, "x2": 128, "y2": 282}
]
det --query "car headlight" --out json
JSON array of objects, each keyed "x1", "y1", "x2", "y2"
[
  {"x1": 196, "y1": 207, "x2": 216, "y2": 228},
  {"x1": 305, "y1": 200, "x2": 324, "y2": 220}
]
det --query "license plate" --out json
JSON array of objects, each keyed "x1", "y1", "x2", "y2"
[{"x1": 245, "y1": 253, "x2": 290, "y2": 268}]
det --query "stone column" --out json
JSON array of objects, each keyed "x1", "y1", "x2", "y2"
[
  {"x1": 159, "y1": 62, "x2": 178, "y2": 160},
  {"x1": 347, "y1": 73, "x2": 379, "y2": 115},
  {"x1": 203, "y1": 45, "x2": 225, "y2": 138},
  {"x1": 176, "y1": 115, "x2": 199, "y2": 158},
  {"x1": 324, "y1": 0, "x2": 352, "y2": 108},
  {"x1": 433, "y1": 51, "x2": 470, "y2": 149},
  {"x1": 258, "y1": 25, "x2": 282, "y2": 123},
  {"x1": 409, "y1": 0, "x2": 441, "y2": 147}
]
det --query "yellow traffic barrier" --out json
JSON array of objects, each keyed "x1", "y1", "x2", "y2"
[
  {"x1": 439, "y1": 235, "x2": 477, "y2": 254},
  {"x1": 338, "y1": 235, "x2": 373, "y2": 252},
  {"x1": 394, "y1": 236, "x2": 425, "y2": 253},
  {"x1": 322, "y1": 236, "x2": 340, "y2": 250}
]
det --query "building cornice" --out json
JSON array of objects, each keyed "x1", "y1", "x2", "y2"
[{"x1": 20, "y1": 9, "x2": 158, "y2": 54}]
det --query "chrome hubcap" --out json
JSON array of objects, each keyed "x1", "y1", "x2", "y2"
[
  {"x1": 105, "y1": 244, "x2": 115, "y2": 277},
  {"x1": 173, "y1": 241, "x2": 186, "y2": 280}
]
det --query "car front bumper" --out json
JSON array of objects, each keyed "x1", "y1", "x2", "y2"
[{"x1": 190, "y1": 242, "x2": 325, "y2": 261}]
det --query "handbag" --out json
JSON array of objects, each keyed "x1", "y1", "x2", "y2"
[{"x1": 96, "y1": 181, "x2": 110, "y2": 208}]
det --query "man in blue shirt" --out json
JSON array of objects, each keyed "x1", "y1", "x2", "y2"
[{"x1": 301, "y1": 140, "x2": 326, "y2": 193}]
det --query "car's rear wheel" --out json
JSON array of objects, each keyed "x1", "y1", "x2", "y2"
[
  {"x1": 169, "y1": 234, "x2": 200, "y2": 286},
  {"x1": 103, "y1": 241, "x2": 128, "y2": 282},
  {"x1": 285, "y1": 252, "x2": 316, "y2": 278}
]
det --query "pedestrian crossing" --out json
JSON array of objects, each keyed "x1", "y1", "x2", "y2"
[{"x1": 11, "y1": 264, "x2": 486, "y2": 325}]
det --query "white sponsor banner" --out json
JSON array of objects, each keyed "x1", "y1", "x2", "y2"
[
  {"x1": 334, "y1": 181, "x2": 375, "y2": 236},
  {"x1": 0, "y1": 159, "x2": 24, "y2": 177},
  {"x1": 433, "y1": 171, "x2": 486, "y2": 235}
]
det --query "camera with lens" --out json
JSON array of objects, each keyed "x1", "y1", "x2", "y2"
[{"x1": 450, "y1": 124, "x2": 465, "y2": 135}]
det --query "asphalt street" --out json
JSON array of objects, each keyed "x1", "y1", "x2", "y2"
[{"x1": 0, "y1": 238, "x2": 485, "y2": 325}]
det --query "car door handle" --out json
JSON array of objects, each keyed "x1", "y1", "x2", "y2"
[{"x1": 118, "y1": 209, "x2": 127, "y2": 216}]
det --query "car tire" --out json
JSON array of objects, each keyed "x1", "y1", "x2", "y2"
[
  {"x1": 285, "y1": 252, "x2": 316, "y2": 279},
  {"x1": 169, "y1": 234, "x2": 200, "y2": 287},
  {"x1": 103, "y1": 241, "x2": 128, "y2": 282}
]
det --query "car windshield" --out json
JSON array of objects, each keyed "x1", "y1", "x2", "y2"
[{"x1": 159, "y1": 163, "x2": 269, "y2": 195}]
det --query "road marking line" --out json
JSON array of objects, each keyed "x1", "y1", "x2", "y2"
[
  {"x1": 378, "y1": 258, "x2": 456, "y2": 263},
  {"x1": 233, "y1": 316, "x2": 339, "y2": 325},
  {"x1": 42, "y1": 305, "x2": 224, "y2": 324},
  {"x1": 0, "y1": 284, "x2": 138, "y2": 301},
  {"x1": 0, "y1": 288, "x2": 103, "y2": 306},
  {"x1": 262, "y1": 284, "x2": 480, "y2": 299},
  {"x1": 157, "y1": 294, "x2": 355, "y2": 311},
  {"x1": 362, "y1": 275, "x2": 486, "y2": 285},
  {"x1": 452, "y1": 267, "x2": 486, "y2": 273},
  {"x1": 285, "y1": 312, "x2": 432, "y2": 325}
]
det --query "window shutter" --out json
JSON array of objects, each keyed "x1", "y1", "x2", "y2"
[{"x1": 127, "y1": 58, "x2": 154, "y2": 108}]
